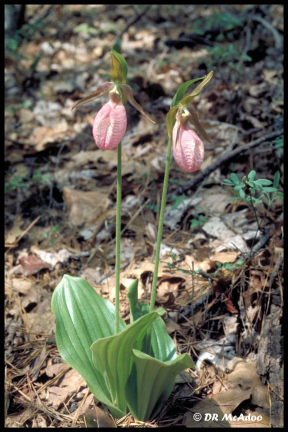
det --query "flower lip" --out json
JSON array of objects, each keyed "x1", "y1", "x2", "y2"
[
  {"x1": 172, "y1": 120, "x2": 204, "y2": 173},
  {"x1": 93, "y1": 99, "x2": 127, "y2": 150}
]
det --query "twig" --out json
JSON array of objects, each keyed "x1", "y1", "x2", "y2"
[
  {"x1": 253, "y1": 14, "x2": 282, "y2": 50},
  {"x1": 5, "y1": 215, "x2": 42, "y2": 250},
  {"x1": 115, "y1": 5, "x2": 151, "y2": 42},
  {"x1": 174, "y1": 130, "x2": 283, "y2": 195},
  {"x1": 268, "y1": 248, "x2": 283, "y2": 289},
  {"x1": 5, "y1": 137, "x2": 35, "y2": 147}
]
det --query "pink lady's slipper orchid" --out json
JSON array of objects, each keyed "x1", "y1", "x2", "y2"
[
  {"x1": 72, "y1": 49, "x2": 154, "y2": 149},
  {"x1": 172, "y1": 108, "x2": 204, "y2": 173},
  {"x1": 92, "y1": 91, "x2": 127, "y2": 149},
  {"x1": 166, "y1": 71, "x2": 213, "y2": 173}
]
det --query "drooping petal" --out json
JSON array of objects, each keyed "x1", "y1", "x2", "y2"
[
  {"x1": 186, "y1": 105, "x2": 211, "y2": 143},
  {"x1": 121, "y1": 84, "x2": 155, "y2": 123},
  {"x1": 172, "y1": 120, "x2": 204, "y2": 173},
  {"x1": 72, "y1": 82, "x2": 114, "y2": 110},
  {"x1": 93, "y1": 101, "x2": 127, "y2": 150}
]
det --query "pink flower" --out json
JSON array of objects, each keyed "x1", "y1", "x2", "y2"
[
  {"x1": 92, "y1": 99, "x2": 127, "y2": 150},
  {"x1": 172, "y1": 118, "x2": 204, "y2": 173}
]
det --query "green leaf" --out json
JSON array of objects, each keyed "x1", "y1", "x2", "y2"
[
  {"x1": 51, "y1": 275, "x2": 127, "y2": 417},
  {"x1": 275, "y1": 191, "x2": 283, "y2": 199},
  {"x1": 91, "y1": 311, "x2": 160, "y2": 416},
  {"x1": 255, "y1": 179, "x2": 272, "y2": 186},
  {"x1": 171, "y1": 77, "x2": 205, "y2": 108},
  {"x1": 262, "y1": 186, "x2": 277, "y2": 193},
  {"x1": 230, "y1": 172, "x2": 239, "y2": 185},
  {"x1": 222, "y1": 262, "x2": 234, "y2": 270},
  {"x1": 248, "y1": 170, "x2": 256, "y2": 181},
  {"x1": 239, "y1": 189, "x2": 245, "y2": 199},
  {"x1": 233, "y1": 184, "x2": 243, "y2": 191},
  {"x1": 223, "y1": 179, "x2": 234, "y2": 186},
  {"x1": 127, "y1": 279, "x2": 176, "y2": 362},
  {"x1": 126, "y1": 349, "x2": 195, "y2": 421},
  {"x1": 273, "y1": 171, "x2": 280, "y2": 189}
]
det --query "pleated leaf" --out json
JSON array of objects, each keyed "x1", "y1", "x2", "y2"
[
  {"x1": 51, "y1": 275, "x2": 127, "y2": 417},
  {"x1": 90, "y1": 311, "x2": 160, "y2": 415},
  {"x1": 126, "y1": 349, "x2": 196, "y2": 421},
  {"x1": 127, "y1": 279, "x2": 176, "y2": 361}
]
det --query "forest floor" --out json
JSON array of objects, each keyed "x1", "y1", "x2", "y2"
[{"x1": 5, "y1": 5, "x2": 283, "y2": 428}]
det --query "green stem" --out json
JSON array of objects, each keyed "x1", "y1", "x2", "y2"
[
  {"x1": 115, "y1": 142, "x2": 122, "y2": 333},
  {"x1": 149, "y1": 138, "x2": 173, "y2": 312}
]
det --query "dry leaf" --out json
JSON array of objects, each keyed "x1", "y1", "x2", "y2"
[
  {"x1": 19, "y1": 255, "x2": 51, "y2": 276},
  {"x1": 63, "y1": 187, "x2": 111, "y2": 227}
]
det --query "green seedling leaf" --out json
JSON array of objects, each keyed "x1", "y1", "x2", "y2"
[
  {"x1": 126, "y1": 349, "x2": 195, "y2": 421},
  {"x1": 230, "y1": 172, "x2": 239, "y2": 185},
  {"x1": 239, "y1": 189, "x2": 245, "y2": 199},
  {"x1": 262, "y1": 186, "x2": 278, "y2": 193},
  {"x1": 255, "y1": 179, "x2": 273, "y2": 186},
  {"x1": 275, "y1": 191, "x2": 283, "y2": 199},
  {"x1": 171, "y1": 77, "x2": 205, "y2": 108},
  {"x1": 51, "y1": 275, "x2": 127, "y2": 418},
  {"x1": 273, "y1": 171, "x2": 280, "y2": 189},
  {"x1": 248, "y1": 170, "x2": 256, "y2": 181},
  {"x1": 91, "y1": 311, "x2": 160, "y2": 416},
  {"x1": 223, "y1": 179, "x2": 234, "y2": 186},
  {"x1": 222, "y1": 262, "x2": 234, "y2": 270},
  {"x1": 233, "y1": 184, "x2": 243, "y2": 191}
]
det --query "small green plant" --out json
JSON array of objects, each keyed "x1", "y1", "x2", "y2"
[
  {"x1": 43, "y1": 224, "x2": 62, "y2": 246},
  {"x1": 193, "y1": 12, "x2": 245, "y2": 37},
  {"x1": 73, "y1": 22, "x2": 98, "y2": 36},
  {"x1": 223, "y1": 170, "x2": 282, "y2": 209},
  {"x1": 223, "y1": 170, "x2": 282, "y2": 254},
  {"x1": 5, "y1": 170, "x2": 54, "y2": 194},
  {"x1": 5, "y1": 176, "x2": 29, "y2": 193},
  {"x1": 273, "y1": 136, "x2": 283, "y2": 149},
  {"x1": 206, "y1": 44, "x2": 252, "y2": 70},
  {"x1": 190, "y1": 214, "x2": 207, "y2": 230},
  {"x1": 170, "y1": 194, "x2": 187, "y2": 209}
]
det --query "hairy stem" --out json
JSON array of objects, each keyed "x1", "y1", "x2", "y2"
[
  {"x1": 115, "y1": 142, "x2": 122, "y2": 333},
  {"x1": 150, "y1": 138, "x2": 172, "y2": 312}
]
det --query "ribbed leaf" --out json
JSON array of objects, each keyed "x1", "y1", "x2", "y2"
[
  {"x1": 51, "y1": 275, "x2": 127, "y2": 417},
  {"x1": 127, "y1": 279, "x2": 176, "y2": 361},
  {"x1": 91, "y1": 312, "x2": 160, "y2": 415},
  {"x1": 126, "y1": 349, "x2": 195, "y2": 421}
]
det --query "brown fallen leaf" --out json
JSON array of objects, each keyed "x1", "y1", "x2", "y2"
[
  {"x1": 63, "y1": 186, "x2": 111, "y2": 227},
  {"x1": 184, "y1": 359, "x2": 270, "y2": 427},
  {"x1": 81, "y1": 403, "x2": 116, "y2": 428},
  {"x1": 19, "y1": 255, "x2": 51, "y2": 276}
]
